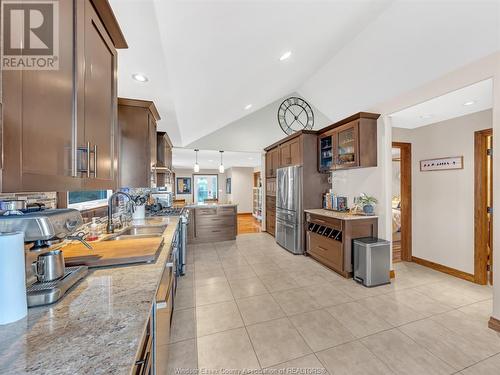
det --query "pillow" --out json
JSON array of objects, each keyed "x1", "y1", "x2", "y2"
[{"x1": 392, "y1": 196, "x2": 400, "y2": 209}]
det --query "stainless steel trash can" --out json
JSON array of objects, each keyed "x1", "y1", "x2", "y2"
[{"x1": 353, "y1": 237, "x2": 391, "y2": 287}]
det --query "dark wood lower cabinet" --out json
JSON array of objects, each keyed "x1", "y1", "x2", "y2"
[
  {"x1": 133, "y1": 312, "x2": 153, "y2": 375},
  {"x1": 188, "y1": 206, "x2": 237, "y2": 244},
  {"x1": 266, "y1": 196, "x2": 276, "y2": 237},
  {"x1": 305, "y1": 212, "x2": 378, "y2": 278}
]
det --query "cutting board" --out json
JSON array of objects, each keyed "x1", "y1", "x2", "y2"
[{"x1": 62, "y1": 237, "x2": 165, "y2": 268}]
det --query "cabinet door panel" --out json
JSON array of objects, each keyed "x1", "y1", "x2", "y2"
[
  {"x1": 8, "y1": 0, "x2": 81, "y2": 191},
  {"x1": 118, "y1": 107, "x2": 150, "y2": 188},
  {"x1": 333, "y1": 121, "x2": 359, "y2": 169},
  {"x1": 279, "y1": 143, "x2": 291, "y2": 167},
  {"x1": 289, "y1": 138, "x2": 301, "y2": 165},
  {"x1": 83, "y1": 0, "x2": 116, "y2": 188}
]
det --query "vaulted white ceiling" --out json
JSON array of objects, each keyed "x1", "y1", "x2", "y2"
[
  {"x1": 390, "y1": 79, "x2": 493, "y2": 129},
  {"x1": 110, "y1": 0, "x2": 500, "y2": 149}
]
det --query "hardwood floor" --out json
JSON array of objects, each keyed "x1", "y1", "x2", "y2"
[
  {"x1": 393, "y1": 240, "x2": 402, "y2": 263},
  {"x1": 237, "y1": 214, "x2": 261, "y2": 234}
]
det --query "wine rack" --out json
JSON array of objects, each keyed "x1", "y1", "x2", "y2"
[{"x1": 307, "y1": 222, "x2": 342, "y2": 242}]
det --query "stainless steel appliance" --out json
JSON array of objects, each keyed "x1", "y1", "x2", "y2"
[
  {"x1": 34, "y1": 249, "x2": 65, "y2": 282},
  {"x1": 151, "y1": 191, "x2": 173, "y2": 209},
  {"x1": 0, "y1": 208, "x2": 88, "y2": 306},
  {"x1": 353, "y1": 237, "x2": 391, "y2": 287},
  {"x1": 27, "y1": 266, "x2": 88, "y2": 307},
  {"x1": 179, "y1": 209, "x2": 189, "y2": 275},
  {"x1": 276, "y1": 165, "x2": 303, "y2": 254}
]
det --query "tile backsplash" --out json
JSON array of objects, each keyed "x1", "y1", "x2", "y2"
[{"x1": 0, "y1": 192, "x2": 58, "y2": 209}]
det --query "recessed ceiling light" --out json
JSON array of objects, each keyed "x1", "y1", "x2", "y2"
[
  {"x1": 279, "y1": 51, "x2": 292, "y2": 61},
  {"x1": 420, "y1": 114, "x2": 433, "y2": 119},
  {"x1": 244, "y1": 104, "x2": 252, "y2": 110},
  {"x1": 248, "y1": 157, "x2": 254, "y2": 160},
  {"x1": 132, "y1": 73, "x2": 148, "y2": 82},
  {"x1": 463, "y1": 100, "x2": 475, "y2": 106},
  {"x1": 208, "y1": 159, "x2": 214, "y2": 162}
]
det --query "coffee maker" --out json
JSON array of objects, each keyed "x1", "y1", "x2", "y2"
[{"x1": 0, "y1": 207, "x2": 89, "y2": 306}]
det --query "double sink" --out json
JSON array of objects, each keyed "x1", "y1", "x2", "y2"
[{"x1": 104, "y1": 218, "x2": 168, "y2": 241}]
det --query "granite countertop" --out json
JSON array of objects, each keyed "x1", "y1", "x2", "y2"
[
  {"x1": 305, "y1": 208, "x2": 378, "y2": 220},
  {"x1": 0, "y1": 216, "x2": 180, "y2": 375},
  {"x1": 185, "y1": 203, "x2": 237, "y2": 208}
]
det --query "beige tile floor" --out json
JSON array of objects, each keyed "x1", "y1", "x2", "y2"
[{"x1": 168, "y1": 233, "x2": 499, "y2": 375}]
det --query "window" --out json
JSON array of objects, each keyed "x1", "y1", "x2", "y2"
[
  {"x1": 193, "y1": 175, "x2": 218, "y2": 204},
  {"x1": 68, "y1": 190, "x2": 112, "y2": 210}
]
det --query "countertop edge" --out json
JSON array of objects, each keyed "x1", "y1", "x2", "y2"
[{"x1": 304, "y1": 208, "x2": 379, "y2": 220}]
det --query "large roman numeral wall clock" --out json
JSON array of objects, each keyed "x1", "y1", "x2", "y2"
[{"x1": 277, "y1": 97, "x2": 314, "y2": 135}]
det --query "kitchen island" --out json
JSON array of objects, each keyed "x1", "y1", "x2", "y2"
[
  {"x1": 186, "y1": 203, "x2": 237, "y2": 243},
  {"x1": 304, "y1": 209, "x2": 378, "y2": 278},
  {"x1": 0, "y1": 217, "x2": 180, "y2": 374}
]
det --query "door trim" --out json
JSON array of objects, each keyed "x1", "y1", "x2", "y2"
[
  {"x1": 392, "y1": 142, "x2": 412, "y2": 261},
  {"x1": 474, "y1": 128, "x2": 492, "y2": 285}
]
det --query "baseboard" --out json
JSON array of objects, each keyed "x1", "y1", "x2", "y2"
[
  {"x1": 237, "y1": 212, "x2": 253, "y2": 216},
  {"x1": 412, "y1": 256, "x2": 474, "y2": 282},
  {"x1": 488, "y1": 316, "x2": 500, "y2": 333},
  {"x1": 390, "y1": 270, "x2": 396, "y2": 279}
]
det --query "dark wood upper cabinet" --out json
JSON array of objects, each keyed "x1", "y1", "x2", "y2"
[
  {"x1": 156, "y1": 132, "x2": 174, "y2": 187},
  {"x1": 0, "y1": 0, "x2": 126, "y2": 192},
  {"x1": 265, "y1": 148, "x2": 279, "y2": 178},
  {"x1": 117, "y1": 98, "x2": 161, "y2": 189},
  {"x1": 318, "y1": 113, "x2": 379, "y2": 172},
  {"x1": 156, "y1": 132, "x2": 173, "y2": 170},
  {"x1": 278, "y1": 137, "x2": 301, "y2": 167},
  {"x1": 81, "y1": 0, "x2": 118, "y2": 189}
]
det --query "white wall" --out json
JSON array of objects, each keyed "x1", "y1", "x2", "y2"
[
  {"x1": 226, "y1": 167, "x2": 254, "y2": 213},
  {"x1": 173, "y1": 168, "x2": 227, "y2": 204},
  {"x1": 392, "y1": 110, "x2": 493, "y2": 274},
  {"x1": 186, "y1": 93, "x2": 332, "y2": 152},
  {"x1": 330, "y1": 118, "x2": 391, "y2": 243}
]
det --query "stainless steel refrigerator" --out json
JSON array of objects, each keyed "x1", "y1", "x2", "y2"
[{"x1": 276, "y1": 165, "x2": 303, "y2": 254}]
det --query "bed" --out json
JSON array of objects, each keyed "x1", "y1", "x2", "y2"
[{"x1": 392, "y1": 196, "x2": 401, "y2": 234}]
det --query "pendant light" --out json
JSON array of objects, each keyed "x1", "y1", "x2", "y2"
[
  {"x1": 218, "y1": 150, "x2": 225, "y2": 173},
  {"x1": 193, "y1": 149, "x2": 200, "y2": 172}
]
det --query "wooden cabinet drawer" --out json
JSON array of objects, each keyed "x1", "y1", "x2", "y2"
[
  {"x1": 218, "y1": 206, "x2": 236, "y2": 216},
  {"x1": 196, "y1": 215, "x2": 235, "y2": 228},
  {"x1": 266, "y1": 196, "x2": 276, "y2": 210},
  {"x1": 306, "y1": 213, "x2": 342, "y2": 230},
  {"x1": 133, "y1": 313, "x2": 153, "y2": 375},
  {"x1": 307, "y1": 232, "x2": 343, "y2": 271},
  {"x1": 266, "y1": 209, "x2": 276, "y2": 236},
  {"x1": 195, "y1": 207, "x2": 218, "y2": 217},
  {"x1": 195, "y1": 226, "x2": 235, "y2": 240}
]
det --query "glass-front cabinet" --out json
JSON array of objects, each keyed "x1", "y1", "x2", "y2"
[
  {"x1": 319, "y1": 135, "x2": 333, "y2": 171},
  {"x1": 335, "y1": 121, "x2": 359, "y2": 168},
  {"x1": 318, "y1": 120, "x2": 361, "y2": 171}
]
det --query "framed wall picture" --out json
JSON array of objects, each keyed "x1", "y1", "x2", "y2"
[
  {"x1": 176, "y1": 177, "x2": 192, "y2": 194},
  {"x1": 226, "y1": 178, "x2": 231, "y2": 194},
  {"x1": 420, "y1": 156, "x2": 464, "y2": 171}
]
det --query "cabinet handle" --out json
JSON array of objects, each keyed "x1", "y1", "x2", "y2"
[
  {"x1": 85, "y1": 142, "x2": 91, "y2": 178},
  {"x1": 318, "y1": 246, "x2": 328, "y2": 252},
  {"x1": 77, "y1": 142, "x2": 91, "y2": 177},
  {"x1": 93, "y1": 144, "x2": 97, "y2": 179}
]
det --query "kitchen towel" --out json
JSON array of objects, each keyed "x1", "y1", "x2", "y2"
[{"x1": 0, "y1": 232, "x2": 27, "y2": 325}]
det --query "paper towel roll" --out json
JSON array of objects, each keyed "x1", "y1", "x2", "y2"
[{"x1": 0, "y1": 232, "x2": 27, "y2": 325}]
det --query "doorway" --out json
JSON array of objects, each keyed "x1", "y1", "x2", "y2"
[
  {"x1": 392, "y1": 142, "x2": 412, "y2": 262},
  {"x1": 193, "y1": 174, "x2": 218, "y2": 204},
  {"x1": 474, "y1": 129, "x2": 493, "y2": 285}
]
